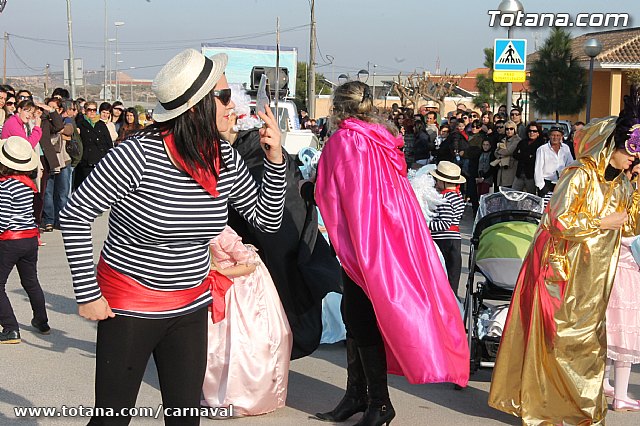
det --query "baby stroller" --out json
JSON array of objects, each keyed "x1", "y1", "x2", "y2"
[{"x1": 463, "y1": 189, "x2": 544, "y2": 372}]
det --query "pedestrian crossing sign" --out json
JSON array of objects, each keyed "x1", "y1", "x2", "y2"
[{"x1": 494, "y1": 39, "x2": 527, "y2": 71}]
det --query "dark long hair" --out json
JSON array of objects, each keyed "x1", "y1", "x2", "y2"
[{"x1": 151, "y1": 89, "x2": 222, "y2": 178}]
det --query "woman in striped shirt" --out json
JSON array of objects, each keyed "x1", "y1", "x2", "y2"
[{"x1": 60, "y1": 49, "x2": 286, "y2": 425}]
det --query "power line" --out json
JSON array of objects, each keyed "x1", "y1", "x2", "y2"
[
  {"x1": 7, "y1": 38, "x2": 41, "y2": 72},
  {"x1": 7, "y1": 24, "x2": 311, "y2": 52}
]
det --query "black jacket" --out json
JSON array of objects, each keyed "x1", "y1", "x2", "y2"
[
  {"x1": 226, "y1": 129, "x2": 342, "y2": 359},
  {"x1": 513, "y1": 138, "x2": 542, "y2": 179},
  {"x1": 77, "y1": 117, "x2": 113, "y2": 166}
]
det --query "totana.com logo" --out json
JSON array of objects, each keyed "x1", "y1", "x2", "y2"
[{"x1": 488, "y1": 11, "x2": 630, "y2": 28}]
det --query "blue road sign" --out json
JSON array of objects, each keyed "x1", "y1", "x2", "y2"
[{"x1": 494, "y1": 39, "x2": 527, "y2": 71}]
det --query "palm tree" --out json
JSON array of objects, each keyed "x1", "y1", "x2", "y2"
[{"x1": 530, "y1": 28, "x2": 586, "y2": 122}]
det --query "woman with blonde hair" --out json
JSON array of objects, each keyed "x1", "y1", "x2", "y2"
[{"x1": 314, "y1": 81, "x2": 468, "y2": 426}]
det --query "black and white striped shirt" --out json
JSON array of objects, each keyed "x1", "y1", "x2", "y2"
[
  {"x1": 60, "y1": 130, "x2": 286, "y2": 319},
  {"x1": 0, "y1": 178, "x2": 36, "y2": 233},
  {"x1": 429, "y1": 190, "x2": 465, "y2": 240}
]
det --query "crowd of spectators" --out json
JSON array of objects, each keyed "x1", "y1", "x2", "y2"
[{"x1": 0, "y1": 84, "x2": 151, "y2": 238}]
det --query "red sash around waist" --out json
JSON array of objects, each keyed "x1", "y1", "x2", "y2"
[
  {"x1": 96, "y1": 257, "x2": 234, "y2": 323},
  {"x1": 0, "y1": 228, "x2": 40, "y2": 240},
  {"x1": 448, "y1": 225, "x2": 460, "y2": 232}
]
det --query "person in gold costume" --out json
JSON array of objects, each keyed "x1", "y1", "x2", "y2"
[{"x1": 489, "y1": 87, "x2": 640, "y2": 425}]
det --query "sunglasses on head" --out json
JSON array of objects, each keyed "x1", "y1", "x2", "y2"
[{"x1": 212, "y1": 88, "x2": 232, "y2": 105}]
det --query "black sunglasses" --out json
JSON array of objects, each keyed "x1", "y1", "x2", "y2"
[
  {"x1": 5, "y1": 101, "x2": 15, "y2": 106},
  {"x1": 213, "y1": 88, "x2": 232, "y2": 106},
  {"x1": 85, "y1": 107, "x2": 97, "y2": 112},
  {"x1": 528, "y1": 129, "x2": 539, "y2": 133}
]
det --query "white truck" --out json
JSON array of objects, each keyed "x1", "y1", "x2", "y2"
[{"x1": 201, "y1": 43, "x2": 318, "y2": 156}]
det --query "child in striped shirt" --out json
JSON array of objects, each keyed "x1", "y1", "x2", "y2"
[
  {"x1": 0, "y1": 136, "x2": 50, "y2": 344},
  {"x1": 429, "y1": 161, "x2": 466, "y2": 297}
]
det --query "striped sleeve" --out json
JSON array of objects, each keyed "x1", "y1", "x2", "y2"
[
  {"x1": 429, "y1": 199, "x2": 454, "y2": 232},
  {"x1": 0, "y1": 183, "x2": 14, "y2": 233},
  {"x1": 60, "y1": 138, "x2": 146, "y2": 304},
  {"x1": 0, "y1": 180, "x2": 36, "y2": 232},
  {"x1": 228, "y1": 149, "x2": 287, "y2": 233}
]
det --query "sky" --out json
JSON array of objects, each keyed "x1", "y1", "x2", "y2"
[{"x1": 0, "y1": 0, "x2": 636, "y2": 83}]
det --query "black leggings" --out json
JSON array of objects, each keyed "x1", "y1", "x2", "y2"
[
  {"x1": 341, "y1": 269, "x2": 383, "y2": 348},
  {"x1": 89, "y1": 307, "x2": 208, "y2": 426},
  {"x1": 0, "y1": 238, "x2": 47, "y2": 332},
  {"x1": 434, "y1": 238, "x2": 462, "y2": 296}
]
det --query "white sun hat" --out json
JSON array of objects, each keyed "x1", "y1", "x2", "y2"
[
  {"x1": 0, "y1": 136, "x2": 39, "y2": 172},
  {"x1": 429, "y1": 161, "x2": 466, "y2": 184},
  {"x1": 152, "y1": 49, "x2": 228, "y2": 122}
]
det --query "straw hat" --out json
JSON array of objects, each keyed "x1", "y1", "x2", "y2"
[
  {"x1": 152, "y1": 49, "x2": 228, "y2": 122},
  {"x1": 0, "y1": 136, "x2": 39, "y2": 171},
  {"x1": 429, "y1": 161, "x2": 466, "y2": 184}
]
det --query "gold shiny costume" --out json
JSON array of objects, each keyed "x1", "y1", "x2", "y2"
[{"x1": 488, "y1": 117, "x2": 640, "y2": 425}]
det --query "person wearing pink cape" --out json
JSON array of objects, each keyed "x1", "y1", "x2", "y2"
[
  {"x1": 202, "y1": 226, "x2": 292, "y2": 416},
  {"x1": 314, "y1": 81, "x2": 469, "y2": 426}
]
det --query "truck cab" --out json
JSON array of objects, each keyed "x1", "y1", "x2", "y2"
[{"x1": 250, "y1": 99, "x2": 319, "y2": 157}]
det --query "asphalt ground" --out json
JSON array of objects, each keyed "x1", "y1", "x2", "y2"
[{"x1": 1, "y1": 207, "x2": 638, "y2": 425}]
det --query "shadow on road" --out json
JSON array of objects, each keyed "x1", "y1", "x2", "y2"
[
  {"x1": 0, "y1": 388, "x2": 37, "y2": 426},
  {"x1": 310, "y1": 341, "x2": 517, "y2": 424}
]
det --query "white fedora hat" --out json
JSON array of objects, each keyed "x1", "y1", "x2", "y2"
[
  {"x1": 0, "y1": 136, "x2": 39, "y2": 172},
  {"x1": 429, "y1": 161, "x2": 466, "y2": 184},
  {"x1": 152, "y1": 49, "x2": 228, "y2": 122}
]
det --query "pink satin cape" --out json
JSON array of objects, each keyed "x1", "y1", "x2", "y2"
[{"x1": 315, "y1": 118, "x2": 469, "y2": 386}]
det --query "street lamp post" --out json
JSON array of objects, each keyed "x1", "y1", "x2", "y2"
[
  {"x1": 372, "y1": 64, "x2": 377, "y2": 106},
  {"x1": 107, "y1": 38, "x2": 115, "y2": 101},
  {"x1": 65, "y1": 0, "x2": 76, "y2": 99},
  {"x1": 114, "y1": 21, "x2": 125, "y2": 101},
  {"x1": 584, "y1": 38, "x2": 602, "y2": 123},
  {"x1": 103, "y1": 0, "x2": 107, "y2": 100},
  {"x1": 497, "y1": 0, "x2": 524, "y2": 113}
]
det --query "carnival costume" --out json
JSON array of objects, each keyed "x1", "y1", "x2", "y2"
[
  {"x1": 202, "y1": 226, "x2": 291, "y2": 416},
  {"x1": 316, "y1": 117, "x2": 469, "y2": 386},
  {"x1": 227, "y1": 86, "x2": 341, "y2": 360},
  {"x1": 489, "y1": 101, "x2": 640, "y2": 423}
]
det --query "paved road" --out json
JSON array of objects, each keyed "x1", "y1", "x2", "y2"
[{"x1": 1, "y1": 208, "x2": 638, "y2": 425}]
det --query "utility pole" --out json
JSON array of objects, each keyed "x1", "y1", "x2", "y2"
[
  {"x1": 66, "y1": 0, "x2": 76, "y2": 99},
  {"x1": 103, "y1": 0, "x2": 108, "y2": 100},
  {"x1": 45, "y1": 63, "x2": 50, "y2": 97},
  {"x1": 307, "y1": 0, "x2": 316, "y2": 119},
  {"x1": 3, "y1": 32, "x2": 7, "y2": 84}
]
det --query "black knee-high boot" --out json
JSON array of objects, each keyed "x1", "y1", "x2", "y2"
[
  {"x1": 315, "y1": 337, "x2": 367, "y2": 421},
  {"x1": 354, "y1": 344, "x2": 396, "y2": 426}
]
